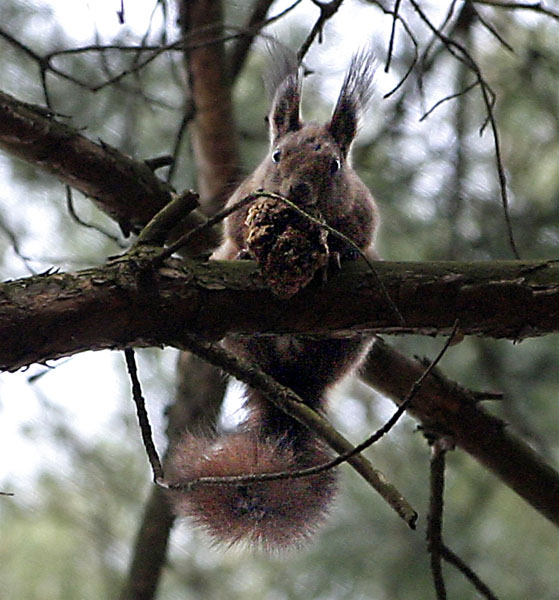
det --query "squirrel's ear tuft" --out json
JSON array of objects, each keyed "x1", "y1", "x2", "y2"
[
  {"x1": 166, "y1": 431, "x2": 337, "y2": 551},
  {"x1": 329, "y1": 48, "x2": 376, "y2": 157},
  {"x1": 269, "y1": 74, "x2": 302, "y2": 143},
  {"x1": 265, "y1": 41, "x2": 302, "y2": 143}
]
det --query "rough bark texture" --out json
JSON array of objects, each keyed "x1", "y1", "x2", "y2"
[
  {"x1": 2, "y1": 253, "x2": 558, "y2": 528},
  {"x1": 0, "y1": 90, "x2": 172, "y2": 235},
  {"x1": 363, "y1": 339, "x2": 559, "y2": 527},
  {"x1": 2, "y1": 257, "x2": 559, "y2": 372},
  {"x1": 0, "y1": 90, "x2": 220, "y2": 252},
  {"x1": 118, "y1": 486, "x2": 174, "y2": 600},
  {"x1": 1, "y1": 7, "x2": 556, "y2": 597}
]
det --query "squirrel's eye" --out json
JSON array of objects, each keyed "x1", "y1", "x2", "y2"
[
  {"x1": 272, "y1": 149, "x2": 281, "y2": 163},
  {"x1": 330, "y1": 158, "x2": 341, "y2": 174}
]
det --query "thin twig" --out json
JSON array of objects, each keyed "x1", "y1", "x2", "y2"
[
  {"x1": 407, "y1": 0, "x2": 520, "y2": 259},
  {"x1": 0, "y1": 26, "x2": 279, "y2": 99},
  {"x1": 298, "y1": 0, "x2": 346, "y2": 61},
  {"x1": 166, "y1": 98, "x2": 195, "y2": 184},
  {"x1": 418, "y1": 0, "x2": 460, "y2": 70},
  {"x1": 151, "y1": 194, "x2": 256, "y2": 265},
  {"x1": 472, "y1": 0, "x2": 559, "y2": 20},
  {"x1": 385, "y1": 0, "x2": 402, "y2": 72},
  {"x1": 470, "y1": 5, "x2": 515, "y2": 53},
  {"x1": 124, "y1": 348, "x2": 164, "y2": 483},
  {"x1": 0, "y1": 220, "x2": 36, "y2": 275},
  {"x1": 134, "y1": 190, "x2": 200, "y2": 247},
  {"x1": 419, "y1": 81, "x2": 479, "y2": 121},
  {"x1": 66, "y1": 187, "x2": 126, "y2": 248},
  {"x1": 371, "y1": 0, "x2": 419, "y2": 98},
  {"x1": 427, "y1": 437, "x2": 450, "y2": 599},
  {"x1": 426, "y1": 433, "x2": 499, "y2": 599},
  {"x1": 441, "y1": 544, "x2": 500, "y2": 600}
]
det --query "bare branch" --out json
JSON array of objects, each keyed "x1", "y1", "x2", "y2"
[
  {"x1": 472, "y1": 0, "x2": 559, "y2": 20},
  {"x1": 4, "y1": 257, "x2": 559, "y2": 372},
  {"x1": 0, "y1": 89, "x2": 172, "y2": 235},
  {"x1": 172, "y1": 322, "x2": 460, "y2": 487},
  {"x1": 426, "y1": 435, "x2": 500, "y2": 598},
  {"x1": 135, "y1": 190, "x2": 200, "y2": 247},
  {"x1": 0, "y1": 218, "x2": 36, "y2": 274},
  {"x1": 419, "y1": 81, "x2": 479, "y2": 121},
  {"x1": 378, "y1": 4, "x2": 420, "y2": 98},
  {"x1": 119, "y1": 352, "x2": 225, "y2": 600},
  {"x1": 2, "y1": 257, "x2": 558, "y2": 525},
  {"x1": 66, "y1": 187, "x2": 127, "y2": 248},
  {"x1": 440, "y1": 545, "x2": 500, "y2": 600},
  {"x1": 0, "y1": 88, "x2": 218, "y2": 251},
  {"x1": 386, "y1": 0, "x2": 403, "y2": 71},
  {"x1": 408, "y1": 0, "x2": 520, "y2": 259},
  {"x1": 124, "y1": 348, "x2": 164, "y2": 482},
  {"x1": 298, "y1": 0, "x2": 346, "y2": 61},
  {"x1": 470, "y1": 4, "x2": 515, "y2": 53},
  {"x1": 427, "y1": 437, "x2": 451, "y2": 599},
  {"x1": 152, "y1": 193, "x2": 257, "y2": 263}
]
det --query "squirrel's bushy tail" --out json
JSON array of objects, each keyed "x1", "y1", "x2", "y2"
[{"x1": 166, "y1": 429, "x2": 336, "y2": 551}]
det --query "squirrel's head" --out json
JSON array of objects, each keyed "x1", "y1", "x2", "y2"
[{"x1": 260, "y1": 47, "x2": 375, "y2": 215}]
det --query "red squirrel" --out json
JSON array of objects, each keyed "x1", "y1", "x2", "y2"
[{"x1": 167, "y1": 48, "x2": 378, "y2": 551}]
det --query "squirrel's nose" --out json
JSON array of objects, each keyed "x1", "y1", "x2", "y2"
[{"x1": 289, "y1": 182, "x2": 315, "y2": 205}]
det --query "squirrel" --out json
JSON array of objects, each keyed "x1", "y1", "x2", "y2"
[{"x1": 167, "y1": 47, "x2": 378, "y2": 551}]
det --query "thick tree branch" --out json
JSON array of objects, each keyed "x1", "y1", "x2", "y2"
[
  {"x1": 0, "y1": 90, "x2": 172, "y2": 236},
  {"x1": 1, "y1": 256, "x2": 559, "y2": 372},
  {"x1": 0, "y1": 89, "x2": 219, "y2": 251},
  {"x1": 363, "y1": 339, "x2": 559, "y2": 527}
]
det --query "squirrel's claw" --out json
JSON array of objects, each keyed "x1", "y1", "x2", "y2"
[
  {"x1": 330, "y1": 251, "x2": 342, "y2": 270},
  {"x1": 236, "y1": 248, "x2": 252, "y2": 260}
]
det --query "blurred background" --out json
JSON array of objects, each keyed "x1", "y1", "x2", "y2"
[{"x1": 0, "y1": 1, "x2": 558, "y2": 598}]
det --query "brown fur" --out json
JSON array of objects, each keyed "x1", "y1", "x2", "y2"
[{"x1": 167, "y1": 431, "x2": 336, "y2": 550}]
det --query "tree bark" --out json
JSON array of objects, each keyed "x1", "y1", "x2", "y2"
[
  {"x1": 1, "y1": 256, "x2": 558, "y2": 372},
  {"x1": 0, "y1": 90, "x2": 172, "y2": 235},
  {"x1": 363, "y1": 339, "x2": 559, "y2": 526},
  {"x1": 2, "y1": 251, "x2": 558, "y2": 527},
  {"x1": 0, "y1": 89, "x2": 218, "y2": 251},
  {"x1": 178, "y1": 0, "x2": 240, "y2": 214},
  {"x1": 121, "y1": 3, "x2": 243, "y2": 597}
]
